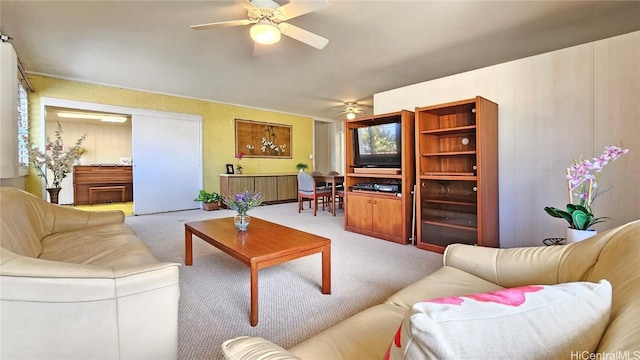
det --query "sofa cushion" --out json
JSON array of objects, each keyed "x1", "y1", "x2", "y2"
[
  {"x1": 386, "y1": 280, "x2": 612, "y2": 360},
  {"x1": 290, "y1": 304, "x2": 406, "y2": 360},
  {"x1": 40, "y1": 224, "x2": 159, "y2": 268}
]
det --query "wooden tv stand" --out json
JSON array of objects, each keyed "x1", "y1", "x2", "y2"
[{"x1": 344, "y1": 110, "x2": 415, "y2": 244}]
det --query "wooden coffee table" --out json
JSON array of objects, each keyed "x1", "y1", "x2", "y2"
[{"x1": 184, "y1": 217, "x2": 331, "y2": 326}]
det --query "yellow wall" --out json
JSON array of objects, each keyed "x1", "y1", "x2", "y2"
[{"x1": 26, "y1": 75, "x2": 313, "y2": 196}]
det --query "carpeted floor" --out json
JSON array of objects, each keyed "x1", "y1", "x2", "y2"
[
  {"x1": 71, "y1": 201, "x2": 134, "y2": 216},
  {"x1": 125, "y1": 202, "x2": 443, "y2": 360}
]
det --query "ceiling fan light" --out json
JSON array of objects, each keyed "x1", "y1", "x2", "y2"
[
  {"x1": 346, "y1": 112, "x2": 356, "y2": 120},
  {"x1": 250, "y1": 21, "x2": 281, "y2": 45}
]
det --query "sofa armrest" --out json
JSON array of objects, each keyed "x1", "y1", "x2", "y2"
[
  {"x1": 221, "y1": 337, "x2": 300, "y2": 360},
  {"x1": 443, "y1": 233, "x2": 609, "y2": 288},
  {"x1": 443, "y1": 244, "x2": 568, "y2": 287}
]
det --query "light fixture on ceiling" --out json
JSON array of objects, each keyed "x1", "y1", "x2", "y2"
[
  {"x1": 333, "y1": 102, "x2": 369, "y2": 120},
  {"x1": 250, "y1": 20, "x2": 281, "y2": 45},
  {"x1": 57, "y1": 112, "x2": 128, "y2": 123}
]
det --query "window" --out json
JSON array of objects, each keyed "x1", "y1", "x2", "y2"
[{"x1": 17, "y1": 80, "x2": 28, "y2": 168}]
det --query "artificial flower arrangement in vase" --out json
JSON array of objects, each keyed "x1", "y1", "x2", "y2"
[
  {"x1": 544, "y1": 144, "x2": 629, "y2": 243},
  {"x1": 24, "y1": 122, "x2": 87, "y2": 204},
  {"x1": 223, "y1": 190, "x2": 264, "y2": 231}
]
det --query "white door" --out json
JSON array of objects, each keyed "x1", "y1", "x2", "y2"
[{"x1": 132, "y1": 114, "x2": 201, "y2": 215}]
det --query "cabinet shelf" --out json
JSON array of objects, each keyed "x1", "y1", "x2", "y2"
[
  {"x1": 346, "y1": 173, "x2": 403, "y2": 180},
  {"x1": 420, "y1": 174, "x2": 477, "y2": 180},
  {"x1": 420, "y1": 125, "x2": 476, "y2": 135},
  {"x1": 422, "y1": 218, "x2": 478, "y2": 231},
  {"x1": 423, "y1": 196, "x2": 476, "y2": 206},
  {"x1": 421, "y1": 150, "x2": 476, "y2": 157},
  {"x1": 348, "y1": 190, "x2": 401, "y2": 199}
]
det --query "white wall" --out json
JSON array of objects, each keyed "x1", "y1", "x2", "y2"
[
  {"x1": 375, "y1": 31, "x2": 640, "y2": 248},
  {"x1": 315, "y1": 120, "x2": 345, "y2": 174},
  {"x1": 314, "y1": 121, "x2": 330, "y2": 173},
  {"x1": 47, "y1": 120, "x2": 132, "y2": 165},
  {"x1": 0, "y1": 42, "x2": 19, "y2": 179}
]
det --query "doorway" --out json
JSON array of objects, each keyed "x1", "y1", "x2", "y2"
[
  {"x1": 44, "y1": 106, "x2": 132, "y2": 205},
  {"x1": 39, "y1": 98, "x2": 202, "y2": 214}
]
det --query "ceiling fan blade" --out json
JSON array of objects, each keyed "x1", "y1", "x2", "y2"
[
  {"x1": 278, "y1": 0, "x2": 329, "y2": 20},
  {"x1": 278, "y1": 23, "x2": 328, "y2": 49},
  {"x1": 253, "y1": 43, "x2": 271, "y2": 57},
  {"x1": 190, "y1": 19, "x2": 252, "y2": 30}
]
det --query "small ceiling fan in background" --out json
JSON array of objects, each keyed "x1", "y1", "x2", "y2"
[
  {"x1": 191, "y1": 0, "x2": 329, "y2": 56},
  {"x1": 333, "y1": 102, "x2": 369, "y2": 120}
]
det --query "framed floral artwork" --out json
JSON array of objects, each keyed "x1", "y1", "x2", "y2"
[{"x1": 235, "y1": 119, "x2": 292, "y2": 158}]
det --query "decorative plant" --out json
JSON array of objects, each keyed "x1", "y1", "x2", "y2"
[
  {"x1": 236, "y1": 152, "x2": 244, "y2": 172},
  {"x1": 24, "y1": 122, "x2": 87, "y2": 189},
  {"x1": 223, "y1": 190, "x2": 264, "y2": 216},
  {"x1": 296, "y1": 162, "x2": 309, "y2": 171},
  {"x1": 545, "y1": 144, "x2": 629, "y2": 230},
  {"x1": 194, "y1": 190, "x2": 221, "y2": 204}
]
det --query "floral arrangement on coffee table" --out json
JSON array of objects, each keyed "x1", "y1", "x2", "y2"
[{"x1": 223, "y1": 190, "x2": 264, "y2": 216}]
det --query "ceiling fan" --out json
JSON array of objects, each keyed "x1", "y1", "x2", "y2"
[
  {"x1": 191, "y1": 0, "x2": 329, "y2": 55},
  {"x1": 332, "y1": 102, "x2": 369, "y2": 120}
]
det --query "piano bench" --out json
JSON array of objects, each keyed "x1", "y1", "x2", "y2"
[{"x1": 89, "y1": 186, "x2": 126, "y2": 206}]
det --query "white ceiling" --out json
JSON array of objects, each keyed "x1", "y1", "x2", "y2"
[{"x1": 2, "y1": 1, "x2": 640, "y2": 121}]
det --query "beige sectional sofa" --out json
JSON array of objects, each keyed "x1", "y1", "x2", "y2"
[
  {"x1": 0, "y1": 187, "x2": 180, "y2": 359},
  {"x1": 223, "y1": 219, "x2": 640, "y2": 359}
]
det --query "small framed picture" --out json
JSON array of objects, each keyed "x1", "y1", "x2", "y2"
[{"x1": 226, "y1": 164, "x2": 235, "y2": 174}]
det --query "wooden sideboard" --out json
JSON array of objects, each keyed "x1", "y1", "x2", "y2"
[
  {"x1": 73, "y1": 165, "x2": 133, "y2": 205},
  {"x1": 220, "y1": 174, "x2": 298, "y2": 205}
]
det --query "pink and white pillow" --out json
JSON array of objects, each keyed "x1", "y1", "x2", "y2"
[{"x1": 385, "y1": 280, "x2": 612, "y2": 360}]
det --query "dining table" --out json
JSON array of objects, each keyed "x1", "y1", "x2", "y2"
[{"x1": 313, "y1": 174, "x2": 345, "y2": 216}]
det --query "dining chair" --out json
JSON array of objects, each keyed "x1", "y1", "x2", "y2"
[
  {"x1": 334, "y1": 188, "x2": 345, "y2": 213},
  {"x1": 297, "y1": 172, "x2": 331, "y2": 216}
]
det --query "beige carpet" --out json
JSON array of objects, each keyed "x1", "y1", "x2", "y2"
[
  {"x1": 125, "y1": 202, "x2": 443, "y2": 360},
  {"x1": 70, "y1": 201, "x2": 134, "y2": 216}
]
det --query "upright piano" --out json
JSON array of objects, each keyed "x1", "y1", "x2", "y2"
[{"x1": 73, "y1": 165, "x2": 133, "y2": 205}]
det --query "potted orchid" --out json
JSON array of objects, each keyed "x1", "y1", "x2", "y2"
[
  {"x1": 544, "y1": 144, "x2": 629, "y2": 242},
  {"x1": 223, "y1": 190, "x2": 264, "y2": 231}
]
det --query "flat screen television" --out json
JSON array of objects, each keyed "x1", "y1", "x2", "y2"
[{"x1": 352, "y1": 122, "x2": 402, "y2": 168}]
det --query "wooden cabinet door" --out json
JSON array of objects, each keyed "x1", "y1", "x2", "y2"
[
  {"x1": 277, "y1": 175, "x2": 297, "y2": 200},
  {"x1": 255, "y1": 176, "x2": 278, "y2": 201},
  {"x1": 346, "y1": 194, "x2": 373, "y2": 231},
  {"x1": 372, "y1": 197, "x2": 403, "y2": 239},
  {"x1": 229, "y1": 177, "x2": 254, "y2": 195}
]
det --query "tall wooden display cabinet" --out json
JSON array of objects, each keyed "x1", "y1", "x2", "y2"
[{"x1": 415, "y1": 97, "x2": 499, "y2": 253}]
